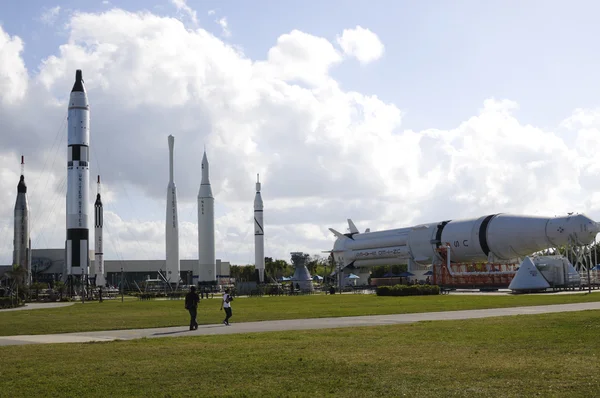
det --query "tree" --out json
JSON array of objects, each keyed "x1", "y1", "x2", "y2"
[
  {"x1": 6, "y1": 264, "x2": 29, "y2": 301},
  {"x1": 54, "y1": 281, "x2": 66, "y2": 301}
]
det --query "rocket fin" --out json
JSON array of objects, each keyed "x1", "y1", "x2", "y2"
[
  {"x1": 509, "y1": 257, "x2": 551, "y2": 291},
  {"x1": 347, "y1": 219, "x2": 359, "y2": 234},
  {"x1": 329, "y1": 228, "x2": 347, "y2": 240}
]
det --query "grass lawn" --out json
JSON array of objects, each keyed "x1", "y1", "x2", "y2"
[
  {"x1": 1, "y1": 292, "x2": 600, "y2": 336},
  {"x1": 1, "y1": 310, "x2": 599, "y2": 397}
]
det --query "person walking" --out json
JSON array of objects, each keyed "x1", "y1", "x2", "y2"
[
  {"x1": 220, "y1": 288, "x2": 233, "y2": 325},
  {"x1": 185, "y1": 286, "x2": 200, "y2": 330}
]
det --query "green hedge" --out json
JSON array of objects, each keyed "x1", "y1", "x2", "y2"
[
  {"x1": 376, "y1": 284, "x2": 440, "y2": 296},
  {"x1": 0, "y1": 297, "x2": 23, "y2": 309}
]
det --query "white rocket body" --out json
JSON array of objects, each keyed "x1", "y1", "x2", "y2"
[
  {"x1": 197, "y1": 151, "x2": 215, "y2": 283},
  {"x1": 254, "y1": 174, "x2": 265, "y2": 283},
  {"x1": 13, "y1": 156, "x2": 31, "y2": 286},
  {"x1": 94, "y1": 176, "x2": 106, "y2": 287},
  {"x1": 66, "y1": 70, "x2": 90, "y2": 277},
  {"x1": 166, "y1": 135, "x2": 180, "y2": 285},
  {"x1": 330, "y1": 213, "x2": 600, "y2": 269}
]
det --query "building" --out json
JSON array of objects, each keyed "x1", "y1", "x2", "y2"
[{"x1": 0, "y1": 249, "x2": 231, "y2": 287}]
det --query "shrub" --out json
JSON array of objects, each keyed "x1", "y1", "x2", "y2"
[
  {"x1": 0, "y1": 297, "x2": 23, "y2": 309},
  {"x1": 376, "y1": 284, "x2": 440, "y2": 296}
]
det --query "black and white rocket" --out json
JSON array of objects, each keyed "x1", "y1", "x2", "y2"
[
  {"x1": 197, "y1": 150, "x2": 215, "y2": 283},
  {"x1": 65, "y1": 70, "x2": 90, "y2": 276},
  {"x1": 254, "y1": 174, "x2": 265, "y2": 283},
  {"x1": 13, "y1": 156, "x2": 31, "y2": 286},
  {"x1": 94, "y1": 175, "x2": 105, "y2": 287},
  {"x1": 166, "y1": 135, "x2": 180, "y2": 285}
]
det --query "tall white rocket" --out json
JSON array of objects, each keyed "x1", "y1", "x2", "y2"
[
  {"x1": 94, "y1": 175, "x2": 106, "y2": 287},
  {"x1": 254, "y1": 174, "x2": 265, "y2": 283},
  {"x1": 197, "y1": 150, "x2": 215, "y2": 283},
  {"x1": 13, "y1": 156, "x2": 31, "y2": 286},
  {"x1": 166, "y1": 135, "x2": 180, "y2": 285},
  {"x1": 66, "y1": 69, "x2": 90, "y2": 277}
]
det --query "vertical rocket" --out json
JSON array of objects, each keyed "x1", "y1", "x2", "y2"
[
  {"x1": 13, "y1": 156, "x2": 31, "y2": 286},
  {"x1": 94, "y1": 175, "x2": 105, "y2": 287},
  {"x1": 65, "y1": 69, "x2": 90, "y2": 277},
  {"x1": 197, "y1": 150, "x2": 215, "y2": 283},
  {"x1": 254, "y1": 174, "x2": 265, "y2": 283},
  {"x1": 166, "y1": 135, "x2": 180, "y2": 285}
]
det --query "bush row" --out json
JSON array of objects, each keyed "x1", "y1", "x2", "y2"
[
  {"x1": 0, "y1": 297, "x2": 23, "y2": 309},
  {"x1": 376, "y1": 284, "x2": 440, "y2": 296}
]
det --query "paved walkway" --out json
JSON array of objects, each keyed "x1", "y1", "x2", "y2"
[{"x1": 1, "y1": 301, "x2": 600, "y2": 346}]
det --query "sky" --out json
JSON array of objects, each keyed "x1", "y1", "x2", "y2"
[{"x1": 1, "y1": 0, "x2": 600, "y2": 266}]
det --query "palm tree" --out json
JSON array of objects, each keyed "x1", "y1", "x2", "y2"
[
  {"x1": 6, "y1": 264, "x2": 29, "y2": 301},
  {"x1": 54, "y1": 281, "x2": 67, "y2": 301}
]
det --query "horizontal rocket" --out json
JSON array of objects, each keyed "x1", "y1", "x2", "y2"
[{"x1": 329, "y1": 213, "x2": 600, "y2": 268}]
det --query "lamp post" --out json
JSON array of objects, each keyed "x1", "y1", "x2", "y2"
[
  {"x1": 81, "y1": 267, "x2": 85, "y2": 304},
  {"x1": 120, "y1": 267, "x2": 124, "y2": 303}
]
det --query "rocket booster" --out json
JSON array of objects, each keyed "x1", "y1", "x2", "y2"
[
  {"x1": 13, "y1": 156, "x2": 31, "y2": 285},
  {"x1": 66, "y1": 69, "x2": 90, "y2": 276},
  {"x1": 166, "y1": 135, "x2": 180, "y2": 284},
  {"x1": 94, "y1": 175, "x2": 106, "y2": 287},
  {"x1": 330, "y1": 213, "x2": 600, "y2": 268},
  {"x1": 254, "y1": 174, "x2": 265, "y2": 283},
  {"x1": 197, "y1": 150, "x2": 215, "y2": 282}
]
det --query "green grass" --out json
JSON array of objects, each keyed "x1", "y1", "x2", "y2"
[
  {"x1": 1, "y1": 310, "x2": 599, "y2": 397},
  {"x1": 1, "y1": 292, "x2": 600, "y2": 336}
]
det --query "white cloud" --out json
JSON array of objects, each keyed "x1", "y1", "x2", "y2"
[
  {"x1": 216, "y1": 17, "x2": 231, "y2": 37},
  {"x1": 208, "y1": 10, "x2": 215, "y2": 16},
  {"x1": 1, "y1": 10, "x2": 599, "y2": 268},
  {"x1": 336, "y1": 25, "x2": 384, "y2": 64},
  {"x1": 170, "y1": 0, "x2": 197, "y2": 25},
  {"x1": 0, "y1": 28, "x2": 28, "y2": 105},
  {"x1": 40, "y1": 6, "x2": 61, "y2": 26}
]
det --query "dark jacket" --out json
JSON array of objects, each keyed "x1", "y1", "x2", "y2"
[{"x1": 185, "y1": 292, "x2": 200, "y2": 309}]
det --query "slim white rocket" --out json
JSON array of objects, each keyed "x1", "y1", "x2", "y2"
[
  {"x1": 13, "y1": 156, "x2": 31, "y2": 286},
  {"x1": 94, "y1": 175, "x2": 106, "y2": 287},
  {"x1": 166, "y1": 135, "x2": 180, "y2": 285},
  {"x1": 254, "y1": 174, "x2": 265, "y2": 283},
  {"x1": 197, "y1": 150, "x2": 215, "y2": 283},
  {"x1": 66, "y1": 69, "x2": 90, "y2": 277}
]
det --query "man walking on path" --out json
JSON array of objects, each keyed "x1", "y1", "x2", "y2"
[
  {"x1": 185, "y1": 286, "x2": 200, "y2": 330},
  {"x1": 220, "y1": 288, "x2": 233, "y2": 325}
]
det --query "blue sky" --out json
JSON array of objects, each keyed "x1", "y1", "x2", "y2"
[
  {"x1": 1, "y1": 0, "x2": 600, "y2": 265},
  {"x1": 3, "y1": 0, "x2": 600, "y2": 132}
]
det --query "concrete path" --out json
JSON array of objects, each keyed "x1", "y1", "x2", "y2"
[
  {"x1": 0, "y1": 302, "x2": 74, "y2": 312},
  {"x1": 1, "y1": 301, "x2": 600, "y2": 346}
]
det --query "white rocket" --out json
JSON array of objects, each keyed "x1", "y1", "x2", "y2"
[
  {"x1": 254, "y1": 174, "x2": 265, "y2": 283},
  {"x1": 66, "y1": 69, "x2": 90, "y2": 277},
  {"x1": 166, "y1": 135, "x2": 180, "y2": 285},
  {"x1": 94, "y1": 175, "x2": 106, "y2": 287},
  {"x1": 197, "y1": 150, "x2": 215, "y2": 283},
  {"x1": 13, "y1": 156, "x2": 31, "y2": 286},
  {"x1": 330, "y1": 213, "x2": 600, "y2": 268}
]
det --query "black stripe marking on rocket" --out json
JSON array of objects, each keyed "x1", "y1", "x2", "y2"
[
  {"x1": 478, "y1": 214, "x2": 497, "y2": 257},
  {"x1": 67, "y1": 229, "x2": 89, "y2": 267},
  {"x1": 254, "y1": 217, "x2": 264, "y2": 235},
  {"x1": 68, "y1": 145, "x2": 89, "y2": 161},
  {"x1": 434, "y1": 220, "x2": 451, "y2": 248}
]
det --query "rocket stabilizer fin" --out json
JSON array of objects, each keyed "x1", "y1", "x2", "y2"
[
  {"x1": 329, "y1": 228, "x2": 347, "y2": 239},
  {"x1": 347, "y1": 219, "x2": 359, "y2": 234}
]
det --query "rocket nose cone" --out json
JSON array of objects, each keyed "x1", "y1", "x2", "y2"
[
  {"x1": 17, "y1": 175, "x2": 27, "y2": 193},
  {"x1": 71, "y1": 69, "x2": 85, "y2": 92}
]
